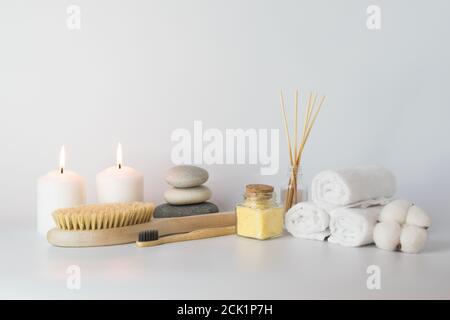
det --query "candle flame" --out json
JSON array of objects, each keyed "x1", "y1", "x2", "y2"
[
  {"x1": 117, "y1": 143, "x2": 122, "y2": 169},
  {"x1": 59, "y1": 145, "x2": 65, "y2": 174}
]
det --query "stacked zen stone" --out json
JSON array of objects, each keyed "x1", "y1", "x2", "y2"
[{"x1": 153, "y1": 165, "x2": 219, "y2": 218}]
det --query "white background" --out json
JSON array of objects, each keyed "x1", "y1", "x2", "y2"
[{"x1": 1, "y1": 0, "x2": 449, "y2": 233}]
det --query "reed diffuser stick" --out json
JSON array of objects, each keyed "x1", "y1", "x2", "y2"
[
  {"x1": 279, "y1": 90, "x2": 294, "y2": 166},
  {"x1": 294, "y1": 89, "x2": 299, "y2": 159},
  {"x1": 303, "y1": 95, "x2": 326, "y2": 148},
  {"x1": 299, "y1": 93, "x2": 313, "y2": 160},
  {"x1": 293, "y1": 89, "x2": 299, "y2": 203}
]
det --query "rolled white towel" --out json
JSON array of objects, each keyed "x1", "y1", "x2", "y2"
[
  {"x1": 311, "y1": 165, "x2": 396, "y2": 207},
  {"x1": 328, "y1": 206, "x2": 382, "y2": 247},
  {"x1": 285, "y1": 202, "x2": 330, "y2": 241}
]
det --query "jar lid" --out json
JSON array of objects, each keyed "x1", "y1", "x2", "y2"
[{"x1": 245, "y1": 184, "x2": 274, "y2": 194}]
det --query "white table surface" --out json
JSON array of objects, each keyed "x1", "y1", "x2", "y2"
[{"x1": 1, "y1": 223, "x2": 449, "y2": 300}]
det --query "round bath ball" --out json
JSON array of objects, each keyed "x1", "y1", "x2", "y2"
[
  {"x1": 406, "y1": 205, "x2": 431, "y2": 228},
  {"x1": 165, "y1": 165, "x2": 209, "y2": 188},
  {"x1": 400, "y1": 225, "x2": 428, "y2": 254},
  {"x1": 164, "y1": 186, "x2": 212, "y2": 205},
  {"x1": 379, "y1": 199, "x2": 412, "y2": 224},
  {"x1": 373, "y1": 221, "x2": 402, "y2": 251}
]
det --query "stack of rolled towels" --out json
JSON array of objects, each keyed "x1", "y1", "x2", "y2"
[
  {"x1": 285, "y1": 165, "x2": 395, "y2": 247},
  {"x1": 285, "y1": 165, "x2": 431, "y2": 253}
]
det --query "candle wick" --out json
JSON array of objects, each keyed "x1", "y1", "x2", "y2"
[
  {"x1": 118, "y1": 164, "x2": 122, "y2": 169},
  {"x1": 60, "y1": 167, "x2": 64, "y2": 174}
]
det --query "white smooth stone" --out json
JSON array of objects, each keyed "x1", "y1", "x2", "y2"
[
  {"x1": 406, "y1": 205, "x2": 431, "y2": 228},
  {"x1": 379, "y1": 199, "x2": 412, "y2": 224},
  {"x1": 165, "y1": 165, "x2": 209, "y2": 188},
  {"x1": 400, "y1": 225, "x2": 428, "y2": 254},
  {"x1": 373, "y1": 221, "x2": 402, "y2": 251},
  {"x1": 164, "y1": 186, "x2": 212, "y2": 205}
]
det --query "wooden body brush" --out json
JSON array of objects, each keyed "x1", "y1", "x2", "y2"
[{"x1": 47, "y1": 202, "x2": 236, "y2": 247}]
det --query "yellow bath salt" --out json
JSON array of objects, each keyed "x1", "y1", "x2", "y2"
[{"x1": 236, "y1": 184, "x2": 284, "y2": 240}]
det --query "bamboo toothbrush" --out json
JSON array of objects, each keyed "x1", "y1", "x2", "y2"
[{"x1": 136, "y1": 226, "x2": 236, "y2": 247}]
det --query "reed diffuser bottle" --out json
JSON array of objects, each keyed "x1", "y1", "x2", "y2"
[
  {"x1": 279, "y1": 90, "x2": 325, "y2": 212},
  {"x1": 280, "y1": 166, "x2": 307, "y2": 208}
]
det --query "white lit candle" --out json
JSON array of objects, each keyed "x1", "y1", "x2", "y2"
[
  {"x1": 37, "y1": 146, "x2": 86, "y2": 236},
  {"x1": 96, "y1": 143, "x2": 144, "y2": 203}
]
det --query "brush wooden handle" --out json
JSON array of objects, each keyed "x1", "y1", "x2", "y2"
[
  {"x1": 47, "y1": 211, "x2": 236, "y2": 247},
  {"x1": 136, "y1": 226, "x2": 236, "y2": 247}
]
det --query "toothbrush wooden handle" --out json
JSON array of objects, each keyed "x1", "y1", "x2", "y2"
[{"x1": 136, "y1": 226, "x2": 236, "y2": 247}]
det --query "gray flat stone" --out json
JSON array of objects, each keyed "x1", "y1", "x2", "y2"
[
  {"x1": 164, "y1": 185, "x2": 211, "y2": 205},
  {"x1": 153, "y1": 202, "x2": 219, "y2": 218},
  {"x1": 165, "y1": 165, "x2": 209, "y2": 188}
]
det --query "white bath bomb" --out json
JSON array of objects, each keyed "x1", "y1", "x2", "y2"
[
  {"x1": 406, "y1": 205, "x2": 431, "y2": 228},
  {"x1": 373, "y1": 221, "x2": 402, "y2": 251},
  {"x1": 379, "y1": 199, "x2": 412, "y2": 224},
  {"x1": 400, "y1": 225, "x2": 428, "y2": 254}
]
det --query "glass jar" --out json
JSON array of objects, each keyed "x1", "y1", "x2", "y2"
[
  {"x1": 236, "y1": 184, "x2": 284, "y2": 240},
  {"x1": 280, "y1": 166, "x2": 307, "y2": 211}
]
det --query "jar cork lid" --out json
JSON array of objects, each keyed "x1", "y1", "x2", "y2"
[{"x1": 245, "y1": 184, "x2": 274, "y2": 195}]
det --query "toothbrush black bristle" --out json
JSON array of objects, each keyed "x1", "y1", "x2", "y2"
[{"x1": 138, "y1": 229, "x2": 159, "y2": 242}]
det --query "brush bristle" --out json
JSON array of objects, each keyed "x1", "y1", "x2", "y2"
[
  {"x1": 52, "y1": 202, "x2": 154, "y2": 231},
  {"x1": 138, "y1": 229, "x2": 159, "y2": 242}
]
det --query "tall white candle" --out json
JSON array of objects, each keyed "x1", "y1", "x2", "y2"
[
  {"x1": 96, "y1": 143, "x2": 144, "y2": 203},
  {"x1": 37, "y1": 146, "x2": 86, "y2": 236}
]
